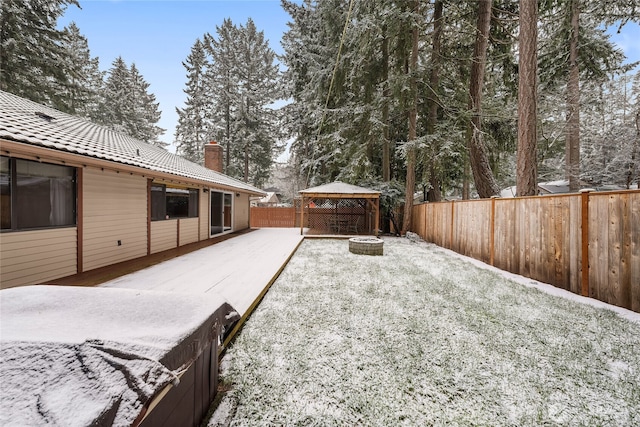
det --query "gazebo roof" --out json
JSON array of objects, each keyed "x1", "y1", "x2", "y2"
[{"x1": 299, "y1": 181, "x2": 380, "y2": 198}]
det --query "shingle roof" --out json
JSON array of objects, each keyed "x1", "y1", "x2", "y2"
[{"x1": 0, "y1": 90, "x2": 265, "y2": 195}]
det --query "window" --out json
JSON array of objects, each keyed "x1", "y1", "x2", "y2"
[
  {"x1": 151, "y1": 183, "x2": 198, "y2": 220},
  {"x1": 1, "y1": 157, "x2": 10, "y2": 229},
  {"x1": 1, "y1": 156, "x2": 76, "y2": 231}
]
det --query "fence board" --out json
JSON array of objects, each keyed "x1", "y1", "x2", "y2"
[
  {"x1": 569, "y1": 196, "x2": 581, "y2": 295},
  {"x1": 411, "y1": 189, "x2": 640, "y2": 313},
  {"x1": 250, "y1": 207, "x2": 296, "y2": 228},
  {"x1": 631, "y1": 194, "x2": 640, "y2": 312},
  {"x1": 590, "y1": 195, "x2": 609, "y2": 302}
]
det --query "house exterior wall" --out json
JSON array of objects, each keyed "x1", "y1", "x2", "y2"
[
  {"x1": 0, "y1": 228, "x2": 77, "y2": 288},
  {"x1": 179, "y1": 218, "x2": 199, "y2": 246},
  {"x1": 0, "y1": 142, "x2": 258, "y2": 288},
  {"x1": 83, "y1": 168, "x2": 147, "y2": 271},
  {"x1": 234, "y1": 193, "x2": 250, "y2": 231},
  {"x1": 151, "y1": 220, "x2": 177, "y2": 254}
]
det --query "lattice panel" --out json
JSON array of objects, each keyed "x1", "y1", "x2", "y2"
[{"x1": 306, "y1": 198, "x2": 367, "y2": 234}]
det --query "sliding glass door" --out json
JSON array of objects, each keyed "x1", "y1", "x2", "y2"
[{"x1": 210, "y1": 190, "x2": 233, "y2": 236}]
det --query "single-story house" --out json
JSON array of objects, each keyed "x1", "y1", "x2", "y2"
[
  {"x1": 252, "y1": 191, "x2": 280, "y2": 207},
  {"x1": 0, "y1": 90, "x2": 265, "y2": 289}
]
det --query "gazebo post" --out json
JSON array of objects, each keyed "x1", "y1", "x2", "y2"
[
  {"x1": 300, "y1": 196, "x2": 305, "y2": 235},
  {"x1": 374, "y1": 198, "x2": 380, "y2": 236}
]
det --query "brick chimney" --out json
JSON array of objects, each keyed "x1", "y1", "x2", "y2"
[{"x1": 204, "y1": 141, "x2": 224, "y2": 173}]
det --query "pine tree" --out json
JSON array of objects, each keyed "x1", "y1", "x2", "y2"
[
  {"x1": 401, "y1": 0, "x2": 420, "y2": 235},
  {"x1": 204, "y1": 18, "x2": 281, "y2": 186},
  {"x1": 175, "y1": 38, "x2": 211, "y2": 164},
  {"x1": 467, "y1": 0, "x2": 501, "y2": 198},
  {"x1": 538, "y1": 0, "x2": 635, "y2": 191},
  {"x1": 129, "y1": 63, "x2": 165, "y2": 147},
  {"x1": 205, "y1": 18, "x2": 239, "y2": 172},
  {"x1": 516, "y1": 0, "x2": 538, "y2": 196},
  {"x1": 232, "y1": 19, "x2": 282, "y2": 185},
  {"x1": 102, "y1": 57, "x2": 165, "y2": 146},
  {"x1": 102, "y1": 57, "x2": 133, "y2": 134},
  {"x1": 0, "y1": 0, "x2": 79, "y2": 108},
  {"x1": 281, "y1": 0, "x2": 347, "y2": 186},
  {"x1": 57, "y1": 22, "x2": 104, "y2": 118}
]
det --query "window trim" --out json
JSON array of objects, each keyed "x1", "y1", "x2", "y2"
[
  {"x1": 0, "y1": 156, "x2": 77, "y2": 232},
  {"x1": 150, "y1": 183, "x2": 199, "y2": 221}
]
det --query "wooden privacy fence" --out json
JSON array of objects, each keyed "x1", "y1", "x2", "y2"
[
  {"x1": 250, "y1": 207, "x2": 296, "y2": 228},
  {"x1": 411, "y1": 190, "x2": 640, "y2": 313}
]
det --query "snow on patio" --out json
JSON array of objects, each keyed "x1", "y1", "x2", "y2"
[
  {"x1": 100, "y1": 228, "x2": 303, "y2": 316},
  {"x1": 211, "y1": 237, "x2": 640, "y2": 426}
]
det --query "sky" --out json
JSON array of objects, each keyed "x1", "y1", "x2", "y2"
[
  {"x1": 59, "y1": 1, "x2": 640, "y2": 153},
  {"x1": 59, "y1": 0, "x2": 294, "y2": 151}
]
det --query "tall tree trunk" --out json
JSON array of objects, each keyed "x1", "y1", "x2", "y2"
[
  {"x1": 426, "y1": 0, "x2": 443, "y2": 202},
  {"x1": 516, "y1": 0, "x2": 538, "y2": 196},
  {"x1": 225, "y1": 71, "x2": 231, "y2": 174},
  {"x1": 566, "y1": 0, "x2": 581, "y2": 191},
  {"x1": 462, "y1": 157, "x2": 471, "y2": 199},
  {"x1": 244, "y1": 142, "x2": 249, "y2": 182},
  {"x1": 629, "y1": 110, "x2": 640, "y2": 188},
  {"x1": 401, "y1": 0, "x2": 419, "y2": 235},
  {"x1": 382, "y1": 27, "x2": 391, "y2": 182},
  {"x1": 468, "y1": 0, "x2": 501, "y2": 198}
]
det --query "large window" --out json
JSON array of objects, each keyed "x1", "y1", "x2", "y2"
[
  {"x1": 151, "y1": 183, "x2": 198, "y2": 221},
  {"x1": 1, "y1": 156, "x2": 76, "y2": 231}
]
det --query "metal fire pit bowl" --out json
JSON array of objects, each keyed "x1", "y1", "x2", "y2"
[{"x1": 348, "y1": 237, "x2": 384, "y2": 256}]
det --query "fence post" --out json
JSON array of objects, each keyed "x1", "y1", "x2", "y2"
[
  {"x1": 424, "y1": 203, "x2": 428, "y2": 241},
  {"x1": 580, "y1": 189, "x2": 592, "y2": 297},
  {"x1": 299, "y1": 197, "x2": 305, "y2": 235},
  {"x1": 449, "y1": 201, "x2": 455, "y2": 250},
  {"x1": 490, "y1": 196, "x2": 497, "y2": 266}
]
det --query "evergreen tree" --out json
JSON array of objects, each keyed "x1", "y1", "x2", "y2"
[
  {"x1": 232, "y1": 19, "x2": 282, "y2": 185},
  {"x1": 0, "y1": 0, "x2": 79, "y2": 108},
  {"x1": 205, "y1": 18, "x2": 239, "y2": 172},
  {"x1": 280, "y1": 0, "x2": 638, "y2": 204},
  {"x1": 203, "y1": 18, "x2": 281, "y2": 186},
  {"x1": 580, "y1": 72, "x2": 640, "y2": 187},
  {"x1": 516, "y1": 0, "x2": 539, "y2": 196},
  {"x1": 538, "y1": 0, "x2": 636, "y2": 190},
  {"x1": 175, "y1": 38, "x2": 211, "y2": 164},
  {"x1": 102, "y1": 57, "x2": 165, "y2": 146},
  {"x1": 57, "y1": 22, "x2": 104, "y2": 118},
  {"x1": 102, "y1": 57, "x2": 135, "y2": 134},
  {"x1": 129, "y1": 63, "x2": 165, "y2": 147}
]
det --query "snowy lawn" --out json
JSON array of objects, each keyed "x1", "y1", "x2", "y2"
[{"x1": 212, "y1": 237, "x2": 640, "y2": 426}]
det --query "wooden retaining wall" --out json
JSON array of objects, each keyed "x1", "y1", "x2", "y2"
[{"x1": 412, "y1": 190, "x2": 640, "y2": 313}]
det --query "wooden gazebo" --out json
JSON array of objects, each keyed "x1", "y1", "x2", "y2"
[{"x1": 299, "y1": 182, "x2": 380, "y2": 236}]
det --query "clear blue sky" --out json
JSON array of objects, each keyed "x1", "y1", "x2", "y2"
[
  {"x1": 59, "y1": 1, "x2": 640, "y2": 151},
  {"x1": 59, "y1": 0, "x2": 293, "y2": 149}
]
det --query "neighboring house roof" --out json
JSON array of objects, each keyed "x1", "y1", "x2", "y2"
[
  {"x1": 0, "y1": 90, "x2": 264, "y2": 196},
  {"x1": 258, "y1": 192, "x2": 279, "y2": 204},
  {"x1": 538, "y1": 180, "x2": 570, "y2": 195},
  {"x1": 299, "y1": 181, "x2": 380, "y2": 197},
  {"x1": 501, "y1": 180, "x2": 638, "y2": 198}
]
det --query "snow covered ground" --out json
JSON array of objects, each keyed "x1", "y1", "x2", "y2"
[
  {"x1": 101, "y1": 228, "x2": 304, "y2": 316},
  {"x1": 210, "y1": 237, "x2": 640, "y2": 426}
]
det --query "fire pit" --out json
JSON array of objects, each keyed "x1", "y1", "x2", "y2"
[{"x1": 348, "y1": 237, "x2": 384, "y2": 256}]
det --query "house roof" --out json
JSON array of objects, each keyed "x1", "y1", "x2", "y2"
[
  {"x1": 0, "y1": 90, "x2": 264, "y2": 196},
  {"x1": 299, "y1": 181, "x2": 380, "y2": 198}
]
